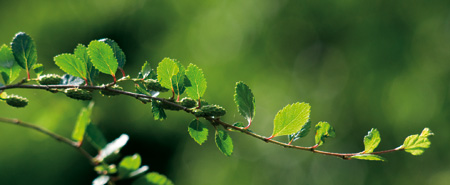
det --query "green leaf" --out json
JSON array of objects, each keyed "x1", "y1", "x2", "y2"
[
  {"x1": 99, "y1": 38, "x2": 126, "y2": 68},
  {"x1": 271, "y1": 102, "x2": 311, "y2": 137},
  {"x1": 61, "y1": 74, "x2": 84, "y2": 86},
  {"x1": 11, "y1": 32, "x2": 37, "y2": 71},
  {"x1": 215, "y1": 129, "x2": 233, "y2": 156},
  {"x1": 185, "y1": 63, "x2": 207, "y2": 100},
  {"x1": 288, "y1": 120, "x2": 311, "y2": 143},
  {"x1": 138, "y1": 61, "x2": 154, "y2": 80},
  {"x1": 314, "y1": 121, "x2": 335, "y2": 146},
  {"x1": 92, "y1": 175, "x2": 110, "y2": 185},
  {"x1": 402, "y1": 128, "x2": 433, "y2": 155},
  {"x1": 351, "y1": 154, "x2": 386, "y2": 161},
  {"x1": 188, "y1": 119, "x2": 208, "y2": 145},
  {"x1": 86, "y1": 124, "x2": 108, "y2": 150},
  {"x1": 172, "y1": 60, "x2": 188, "y2": 99},
  {"x1": 97, "y1": 134, "x2": 129, "y2": 161},
  {"x1": 157, "y1": 58, "x2": 179, "y2": 89},
  {"x1": 151, "y1": 101, "x2": 167, "y2": 121},
  {"x1": 0, "y1": 44, "x2": 21, "y2": 84},
  {"x1": 363, "y1": 128, "x2": 381, "y2": 153},
  {"x1": 71, "y1": 102, "x2": 94, "y2": 142},
  {"x1": 132, "y1": 172, "x2": 174, "y2": 185},
  {"x1": 234, "y1": 81, "x2": 255, "y2": 125},
  {"x1": 75, "y1": 44, "x2": 98, "y2": 85},
  {"x1": 32, "y1": 63, "x2": 43, "y2": 77},
  {"x1": 118, "y1": 153, "x2": 142, "y2": 178},
  {"x1": 87, "y1": 40, "x2": 118, "y2": 77},
  {"x1": 54, "y1": 54, "x2": 87, "y2": 80}
]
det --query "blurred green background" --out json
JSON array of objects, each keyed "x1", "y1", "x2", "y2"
[{"x1": 1, "y1": 0, "x2": 449, "y2": 184}]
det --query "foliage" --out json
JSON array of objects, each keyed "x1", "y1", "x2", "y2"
[{"x1": 0, "y1": 32, "x2": 434, "y2": 184}]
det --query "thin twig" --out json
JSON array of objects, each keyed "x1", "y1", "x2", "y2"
[{"x1": 0, "y1": 117, "x2": 96, "y2": 164}]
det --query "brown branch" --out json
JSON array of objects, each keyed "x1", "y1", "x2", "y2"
[{"x1": 0, "y1": 117, "x2": 96, "y2": 164}]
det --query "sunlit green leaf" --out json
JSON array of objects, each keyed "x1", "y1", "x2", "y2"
[
  {"x1": 54, "y1": 54, "x2": 87, "y2": 80},
  {"x1": 188, "y1": 119, "x2": 208, "y2": 145},
  {"x1": 271, "y1": 102, "x2": 310, "y2": 137},
  {"x1": 157, "y1": 58, "x2": 179, "y2": 89},
  {"x1": 351, "y1": 154, "x2": 386, "y2": 161},
  {"x1": 151, "y1": 101, "x2": 166, "y2": 121},
  {"x1": 185, "y1": 63, "x2": 207, "y2": 100},
  {"x1": 96, "y1": 134, "x2": 129, "y2": 161},
  {"x1": 87, "y1": 40, "x2": 118, "y2": 77},
  {"x1": 0, "y1": 44, "x2": 21, "y2": 84},
  {"x1": 86, "y1": 124, "x2": 108, "y2": 150},
  {"x1": 314, "y1": 121, "x2": 335, "y2": 147},
  {"x1": 402, "y1": 128, "x2": 433, "y2": 155},
  {"x1": 75, "y1": 44, "x2": 98, "y2": 85},
  {"x1": 72, "y1": 102, "x2": 94, "y2": 142},
  {"x1": 99, "y1": 38, "x2": 126, "y2": 68},
  {"x1": 132, "y1": 172, "x2": 174, "y2": 185},
  {"x1": 172, "y1": 60, "x2": 188, "y2": 99},
  {"x1": 215, "y1": 129, "x2": 233, "y2": 156},
  {"x1": 288, "y1": 120, "x2": 311, "y2": 144},
  {"x1": 234, "y1": 81, "x2": 255, "y2": 125},
  {"x1": 118, "y1": 153, "x2": 142, "y2": 178},
  {"x1": 11, "y1": 32, "x2": 37, "y2": 71},
  {"x1": 363, "y1": 128, "x2": 381, "y2": 153}
]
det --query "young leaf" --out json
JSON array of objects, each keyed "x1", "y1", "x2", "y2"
[
  {"x1": 61, "y1": 74, "x2": 85, "y2": 86},
  {"x1": 270, "y1": 102, "x2": 311, "y2": 138},
  {"x1": 92, "y1": 175, "x2": 110, "y2": 185},
  {"x1": 11, "y1": 32, "x2": 37, "y2": 78},
  {"x1": 0, "y1": 44, "x2": 21, "y2": 84},
  {"x1": 86, "y1": 124, "x2": 108, "y2": 150},
  {"x1": 172, "y1": 60, "x2": 188, "y2": 100},
  {"x1": 32, "y1": 63, "x2": 43, "y2": 77},
  {"x1": 351, "y1": 154, "x2": 386, "y2": 161},
  {"x1": 314, "y1": 121, "x2": 335, "y2": 147},
  {"x1": 215, "y1": 129, "x2": 233, "y2": 156},
  {"x1": 96, "y1": 134, "x2": 129, "y2": 161},
  {"x1": 234, "y1": 81, "x2": 255, "y2": 127},
  {"x1": 151, "y1": 101, "x2": 167, "y2": 121},
  {"x1": 138, "y1": 61, "x2": 154, "y2": 80},
  {"x1": 188, "y1": 119, "x2": 208, "y2": 145},
  {"x1": 118, "y1": 153, "x2": 142, "y2": 178},
  {"x1": 87, "y1": 40, "x2": 118, "y2": 77},
  {"x1": 401, "y1": 128, "x2": 433, "y2": 156},
  {"x1": 363, "y1": 128, "x2": 381, "y2": 153},
  {"x1": 75, "y1": 44, "x2": 98, "y2": 85},
  {"x1": 135, "y1": 82, "x2": 159, "y2": 98},
  {"x1": 288, "y1": 120, "x2": 311, "y2": 144},
  {"x1": 99, "y1": 38, "x2": 126, "y2": 68},
  {"x1": 185, "y1": 63, "x2": 207, "y2": 100},
  {"x1": 157, "y1": 58, "x2": 179, "y2": 89},
  {"x1": 71, "y1": 102, "x2": 94, "y2": 142},
  {"x1": 54, "y1": 54, "x2": 87, "y2": 80},
  {"x1": 132, "y1": 172, "x2": 174, "y2": 185}
]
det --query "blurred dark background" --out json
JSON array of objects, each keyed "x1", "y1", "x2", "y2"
[{"x1": 1, "y1": 0, "x2": 449, "y2": 184}]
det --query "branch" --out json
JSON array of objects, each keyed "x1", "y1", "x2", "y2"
[
  {"x1": 0, "y1": 83, "x2": 404, "y2": 160},
  {"x1": 0, "y1": 117, "x2": 96, "y2": 164}
]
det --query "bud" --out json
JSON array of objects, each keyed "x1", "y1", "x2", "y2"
[
  {"x1": 64, "y1": 88, "x2": 92, "y2": 101},
  {"x1": 180, "y1": 97, "x2": 196, "y2": 108},
  {"x1": 38, "y1": 74, "x2": 62, "y2": 85},
  {"x1": 6, "y1": 95, "x2": 28, "y2": 108},
  {"x1": 200, "y1": 104, "x2": 226, "y2": 117},
  {"x1": 100, "y1": 85, "x2": 123, "y2": 97},
  {"x1": 144, "y1": 79, "x2": 169, "y2": 92},
  {"x1": 192, "y1": 109, "x2": 205, "y2": 117}
]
